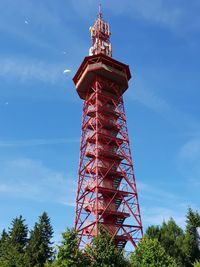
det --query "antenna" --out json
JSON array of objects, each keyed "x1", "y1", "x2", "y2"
[
  {"x1": 98, "y1": 3, "x2": 102, "y2": 19},
  {"x1": 89, "y1": 4, "x2": 112, "y2": 57}
]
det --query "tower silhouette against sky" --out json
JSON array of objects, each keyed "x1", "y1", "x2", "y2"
[{"x1": 73, "y1": 7, "x2": 143, "y2": 250}]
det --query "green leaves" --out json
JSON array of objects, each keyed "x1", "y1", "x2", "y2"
[
  {"x1": 1, "y1": 208, "x2": 200, "y2": 266},
  {"x1": 140, "y1": 209, "x2": 200, "y2": 267},
  {"x1": 85, "y1": 226, "x2": 128, "y2": 267},
  {"x1": 54, "y1": 227, "x2": 128, "y2": 267},
  {"x1": 130, "y1": 238, "x2": 177, "y2": 267},
  {"x1": 55, "y1": 228, "x2": 89, "y2": 267},
  {"x1": 194, "y1": 260, "x2": 200, "y2": 267}
]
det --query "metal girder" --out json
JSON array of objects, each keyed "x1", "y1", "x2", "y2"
[{"x1": 74, "y1": 74, "x2": 143, "y2": 250}]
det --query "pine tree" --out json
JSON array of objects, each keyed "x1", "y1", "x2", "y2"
[
  {"x1": 0, "y1": 216, "x2": 28, "y2": 267},
  {"x1": 38, "y1": 212, "x2": 54, "y2": 262},
  {"x1": 26, "y1": 212, "x2": 54, "y2": 267},
  {"x1": 9, "y1": 215, "x2": 28, "y2": 253},
  {"x1": 183, "y1": 208, "x2": 200, "y2": 266},
  {"x1": 0, "y1": 229, "x2": 9, "y2": 259}
]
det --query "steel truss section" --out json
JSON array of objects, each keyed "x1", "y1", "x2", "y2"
[{"x1": 74, "y1": 76, "x2": 143, "y2": 250}]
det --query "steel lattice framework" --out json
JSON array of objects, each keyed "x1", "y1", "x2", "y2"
[{"x1": 73, "y1": 8, "x2": 143, "y2": 250}]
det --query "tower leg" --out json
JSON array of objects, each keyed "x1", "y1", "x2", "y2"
[{"x1": 74, "y1": 76, "x2": 143, "y2": 249}]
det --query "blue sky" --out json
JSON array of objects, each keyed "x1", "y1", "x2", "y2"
[{"x1": 0, "y1": 0, "x2": 200, "y2": 244}]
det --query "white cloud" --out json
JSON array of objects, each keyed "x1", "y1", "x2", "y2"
[
  {"x1": 142, "y1": 206, "x2": 186, "y2": 228},
  {"x1": 0, "y1": 184, "x2": 11, "y2": 193},
  {"x1": 0, "y1": 158, "x2": 77, "y2": 206},
  {"x1": 0, "y1": 138, "x2": 79, "y2": 147},
  {"x1": 137, "y1": 181, "x2": 196, "y2": 229},
  {"x1": 179, "y1": 138, "x2": 200, "y2": 162},
  {"x1": 134, "y1": 182, "x2": 189, "y2": 228},
  {"x1": 0, "y1": 57, "x2": 66, "y2": 84},
  {"x1": 138, "y1": 181, "x2": 176, "y2": 201},
  {"x1": 126, "y1": 76, "x2": 199, "y2": 132},
  {"x1": 177, "y1": 138, "x2": 200, "y2": 183},
  {"x1": 107, "y1": 0, "x2": 181, "y2": 28},
  {"x1": 127, "y1": 82, "x2": 170, "y2": 114},
  {"x1": 70, "y1": 0, "x2": 199, "y2": 33}
]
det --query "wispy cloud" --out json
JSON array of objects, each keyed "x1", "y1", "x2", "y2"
[
  {"x1": 137, "y1": 181, "x2": 196, "y2": 228},
  {"x1": 107, "y1": 0, "x2": 182, "y2": 30},
  {"x1": 0, "y1": 0, "x2": 87, "y2": 58},
  {"x1": 142, "y1": 206, "x2": 186, "y2": 228},
  {"x1": 127, "y1": 77, "x2": 199, "y2": 132},
  {"x1": 178, "y1": 138, "x2": 200, "y2": 162},
  {"x1": 138, "y1": 181, "x2": 177, "y2": 202},
  {"x1": 71, "y1": 0, "x2": 200, "y2": 34},
  {"x1": 177, "y1": 138, "x2": 200, "y2": 184},
  {"x1": 0, "y1": 57, "x2": 68, "y2": 84},
  {"x1": 134, "y1": 182, "x2": 189, "y2": 228},
  {"x1": 128, "y1": 81, "x2": 170, "y2": 114},
  {"x1": 0, "y1": 138, "x2": 79, "y2": 147},
  {"x1": 0, "y1": 158, "x2": 77, "y2": 206},
  {"x1": 0, "y1": 0, "x2": 65, "y2": 53}
]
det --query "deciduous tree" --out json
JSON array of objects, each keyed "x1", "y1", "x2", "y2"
[
  {"x1": 130, "y1": 237, "x2": 177, "y2": 267},
  {"x1": 55, "y1": 228, "x2": 89, "y2": 267},
  {"x1": 85, "y1": 227, "x2": 129, "y2": 267}
]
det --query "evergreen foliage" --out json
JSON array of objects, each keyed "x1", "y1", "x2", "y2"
[
  {"x1": 0, "y1": 229, "x2": 9, "y2": 258},
  {"x1": 145, "y1": 209, "x2": 200, "y2": 266},
  {"x1": 184, "y1": 208, "x2": 200, "y2": 266},
  {"x1": 26, "y1": 212, "x2": 54, "y2": 267},
  {"x1": 147, "y1": 218, "x2": 187, "y2": 266},
  {"x1": 0, "y1": 216, "x2": 28, "y2": 267},
  {"x1": 0, "y1": 208, "x2": 200, "y2": 266},
  {"x1": 130, "y1": 237, "x2": 177, "y2": 267}
]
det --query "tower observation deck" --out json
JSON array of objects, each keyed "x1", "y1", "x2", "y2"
[{"x1": 73, "y1": 7, "x2": 143, "y2": 250}]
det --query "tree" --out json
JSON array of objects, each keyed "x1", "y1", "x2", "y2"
[
  {"x1": 159, "y1": 218, "x2": 187, "y2": 266},
  {"x1": 183, "y1": 208, "x2": 200, "y2": 266},
  {"x1": 55, "y1": 228, "x2": 89, "y2": 267},
  {"x1": 145, "y1": 218, "x2": 189, "y2": 266},
  {"x1": 26, "y1": 212, "x2": 54, "y2": 267},
  {"x1": 145, "y1": 225, "x2": 160, "y2": 240},
  {"x1": 0, "y1": 216, "x2": 28, "y2": 267},
  {"x1": 9, "y1": 215, "x2": 28, "y2": 253},
  {"x1": 85, "y1": 226, "x2": 129, "y2": 267},
  {"x1": 0, "y1": 229, "x2": 9, "y2": 265},
  {"x1": 0, "y1": 229, "x2": 9, "y2": 257},
  {"x1": 194, "y1": 261, "x2": 200, "y2": 267},
  {"x1": 130, "y1": 237, "x2": 177, "y2": 267}
]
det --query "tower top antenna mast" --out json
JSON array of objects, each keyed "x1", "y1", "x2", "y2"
[
  {"x1": 89, "y1": 5, "x2": 112, "y2": 57},
  {"x1": 98, "y1": 3, "x2": 102, "y2": 19}
]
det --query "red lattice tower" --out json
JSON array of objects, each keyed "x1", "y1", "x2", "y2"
[{"x1": 73, "y1": 7, "x2": 143, "y2": 250}]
